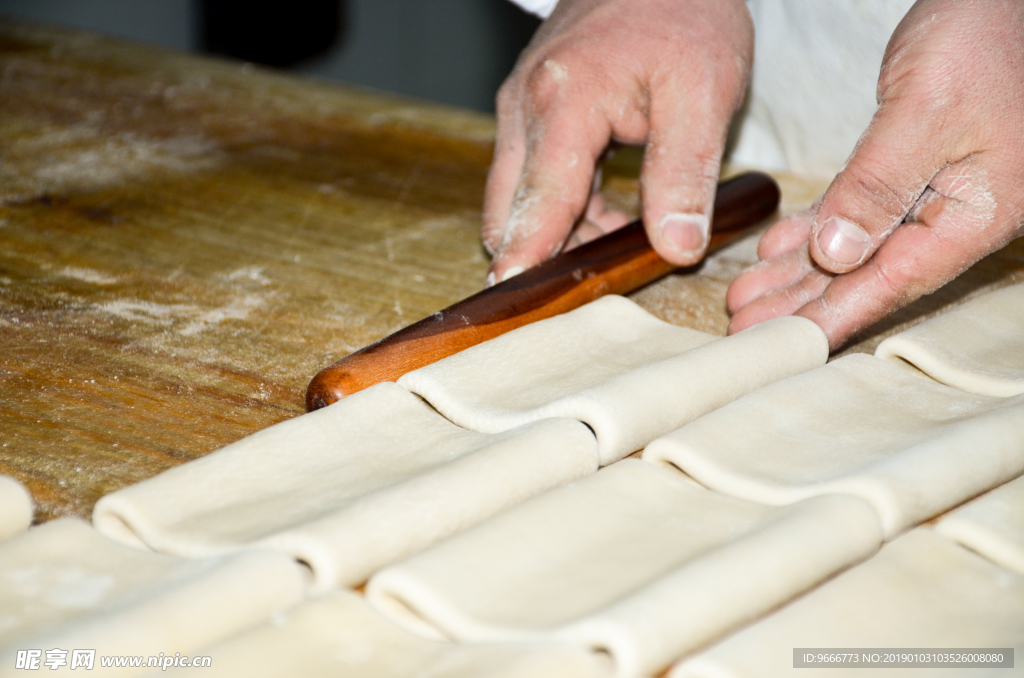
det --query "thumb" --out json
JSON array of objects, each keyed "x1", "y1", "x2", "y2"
[{"x1": 809, "y1": 103, "x2": 940, "y2": 274}]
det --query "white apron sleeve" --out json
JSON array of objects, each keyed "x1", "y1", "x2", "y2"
[{"x1": 507, "y1": 0, "x2": 559, "y2": 19}]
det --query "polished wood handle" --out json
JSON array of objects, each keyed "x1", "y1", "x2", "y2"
[{"x1": 306, "y1": 171, "x2": 781, "y2": 410}]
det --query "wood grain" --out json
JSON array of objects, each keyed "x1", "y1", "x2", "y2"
[
  {"x1": 0, "y1": 20, "x2": 500, "y2": 520},
  {"x1": 306, "y1": 172, "x2": 781, "y2": 408},
  {"x1": 1, "y1": 19, "x2": 1022, "y2": 522}
]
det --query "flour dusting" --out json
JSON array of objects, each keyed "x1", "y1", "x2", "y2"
[
  {"x1": 7, "y1": 565, "x2": 116, "y2": 608},
  {"x1": 543, "y1": 59, "x2": 569, "y2": 84},
  {"x1": 223, "y1": 267, "x2": 272, "y2": 286},
  {"x1": 0, "y1": 125, "x2": 222, "y2": 202},
  {"x1": 178, "y1": 294, "x2": 265, "y2": 336},
  {"x1": 95, "y1": 300, "x2": 199, "y2": 324},
  {"x1": 58, "y1": 267, "x2": 120, "y2": 285},
  {"x1": 94, "y1": 293, "x2": 266, "y2": 336}
]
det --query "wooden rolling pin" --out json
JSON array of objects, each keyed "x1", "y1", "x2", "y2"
[{"x1": 306, "y1": 171, "x2": 781, "y2": 410}]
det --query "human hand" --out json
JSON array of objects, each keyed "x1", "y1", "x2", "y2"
[
  {"x1": 482, "y1": 0, "x2": 754, "y2": 284},
  {"x1": 727, "y1": 0, "x2": 1024, "y2": 349}
]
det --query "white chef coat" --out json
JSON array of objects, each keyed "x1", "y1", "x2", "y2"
[{"x1": 509, "y1": 0, "x2": 917, "y2": 177}]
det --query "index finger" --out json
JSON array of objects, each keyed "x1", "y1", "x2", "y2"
[{"x1": 488, "y1": 78, "x2": 612, "y2": 283}]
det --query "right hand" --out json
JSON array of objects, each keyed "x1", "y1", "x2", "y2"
[
  {"x1": 726, "y1": 0, "x2": 1024, "y2": 350},
  {"x1": 483, "y1": 0, "x2": 754, "y2": 285}
]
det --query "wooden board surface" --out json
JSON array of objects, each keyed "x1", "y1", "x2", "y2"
[{"x1": 2, "y1": 19, "x2": 1022, "y2": 522}]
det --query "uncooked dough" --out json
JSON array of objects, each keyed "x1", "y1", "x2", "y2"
[
  {"x1": 875, "y1": 282, "x2": 1024, "y2": 397},
  {"x1": 671, "y1": 529, "x2": 1024, "y2": 678},
  {"x1": 643, "y1": 354, "x2": 1024, "y2": 537},
  {"x1": 0, "y1": 519, "x2": 306, "y2": 675},
  {"x1": 399, "y1": 296, "x2": 828, "y2": 464},
  {"x1": 93, "y1": 382, "x2": 597, "y2": 592},
  {"x1": 163, "y1": 590, "x2": 612, "y2": 678},
  {"x1": 367, "y1": 460, "x2": 881, "y2": 678},
  {"x1": 0, "y1": 476, "x2": 32, "y2": 542},
  {"x1": 936, "y1": 473, "x2": 1024, "y2": 576}
]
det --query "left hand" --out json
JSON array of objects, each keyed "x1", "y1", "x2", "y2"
[
  {"x1": 726, "y1": 0, "x2": 1024, "y2": 350},
  {"x1": 482, "y1": 0, "x2": 754, "y2": 285}
]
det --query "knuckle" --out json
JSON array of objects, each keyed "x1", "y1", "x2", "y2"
[
  {"x1": 651, "y1": 39, "x2": 750, "y2": 111},
  {"x1": 876, "y1": 62, "x2": 903, "y2": 101},
  {"x1": 518, "y1": 44, "x2": 586, "y2": 111},
  {"x1": 495, "y1": 81, "x2": 518, "y2": 114},
  {"x1": 870, "y1": 262, "x2": 910, "y2": 303},
  {"x1": 523, "y1": 61, "x2": 568, "y2": 110},
  {"x1": 690, "y1": 149, "x2": 724, "y2": 183},
  {"x1": 783, "y1": 273, "x2": 821, "y2": 310},
  {"x1": 843, "y1": 161, "x2": 916, "y2": 221}
]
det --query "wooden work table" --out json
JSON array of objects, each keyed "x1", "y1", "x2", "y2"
[{"x1": 2, "y1": 18, "x2": 1023, "y2": 522}]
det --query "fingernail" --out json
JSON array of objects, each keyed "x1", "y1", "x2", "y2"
[
  {"x1": 485, "y1": 271, "x2": 497, "y2": 288},
  {"x1": 817, "y1": 216, "x2": 871, "y2": 266},
  {"x1": 660, "y1": 213, "x2": 710, "y2": 257},
  {"x1": 500, "y1": 265, "x2": 525, "y2": 282}
]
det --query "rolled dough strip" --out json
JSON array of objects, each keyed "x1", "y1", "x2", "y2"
[
  {"x1": 93, "y1": 382, "x2": 597, "y2": 593},
  {"x1": 398, "y1": 296, "x2": 828, "y2": 464},
  {"x1": 162, "y1": 590, "x2": 612, "y2": 678},
  {"x1": 935, "y1": 474, "x2": 1024, "y2": 576},
  {"x1": 0, "y1": 476, "x2": 32, "y2": 542},
  {"x1": 0, "y1": 519, "x2": 305, "y2": 674},
  {"x1": 366, "y1": 460, "x2": 881, "y2": 678},
  {"x1": 670, "y1": 529, "x2": 1024, "y2": 678},
  {"x1": 644, "y1": 354, "x2": 1024, "y2": 538},
  {"x1": 875, "y1": 282, "x2": 1024, "y2": 397}
]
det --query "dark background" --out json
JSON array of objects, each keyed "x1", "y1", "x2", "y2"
[{"x1": 0, "y1": 0, "x2": 541, "y2": 112}]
